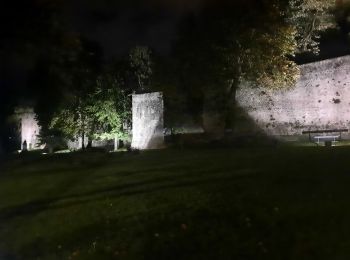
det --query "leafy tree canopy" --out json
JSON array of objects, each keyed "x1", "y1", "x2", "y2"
[
  {"x1": 88, "y1": 73, "x2": 131, "y2": 141},
  {"x1": 129, "y1": 46, "x2": 153, "y2": 92},
  {"x1": 175, "y1": 1, "x2": 299, "y2": 95},
  {"x1": 49, "y1": 65, "x2": 131, "y2": 149},
  {"x1": 289, "y1": 0, "x2": 337, "y2": 53},
  {"x1": 171, "y1": 0, "x2": 336, "y2": 134}
]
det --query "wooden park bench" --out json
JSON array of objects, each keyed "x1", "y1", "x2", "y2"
[{"x1": 302, "y1": 129, "x2": 348, "y2": 146}]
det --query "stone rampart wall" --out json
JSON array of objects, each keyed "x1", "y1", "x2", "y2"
[{"x1": 237, "y1": 55, "x2": 350, "y2": 136}]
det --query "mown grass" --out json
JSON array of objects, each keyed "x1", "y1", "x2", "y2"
[{"x1": 1, "y1": 146, "x2": 350, "y2": 259}]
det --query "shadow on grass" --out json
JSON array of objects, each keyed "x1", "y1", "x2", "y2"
[
  {"x1": 0, "y1": 167, "x2": 258, "y2": 222},
  {"x1": 15, "y1": 194, "x2": 256, "y2": 260},
  {"x1": 5, "y1": 147, "x2": 350, "y2": 259}
]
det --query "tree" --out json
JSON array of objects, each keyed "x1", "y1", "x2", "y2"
[
  {"x1": 49, "y1": 92, "x2": 95, "y2": 150},
  {"x1": 174, "y1": 1, "x2": 299, "y2": 137},
  {"x1": 0, "y1": 0, "x2": 105, "y2": 151},
  {"x1": 129, "y1": 46, "x2": 153, "y2": 92},
  {"x1": 335, "y1": 0, "x2": 350, "y2": 37},
  {"x1": 88, "y1": 73, "x2": 131, "y2": 150},
  {"x1": 289, "y1": 0, "x2": 336, "y2": 53},
  {"x1": 171, "y1": 0, "x2": 337, "y2": 138},
  {"x1": 47, "y1": 36, "x2": 102, "y2": 150},
  {"x1": 50, "y1": 66, "x2": 131, "y2": 151}
]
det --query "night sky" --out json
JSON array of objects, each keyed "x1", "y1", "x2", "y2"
[
  {"x1": 0, "y1": 1, "x2": 199, "y2": 99},
  {"x1": 65, "y1": 0, "x2": 350, "y2": 59},
  {"x1": 64, "y1": 0, "x2": 188, "y2": 57}
]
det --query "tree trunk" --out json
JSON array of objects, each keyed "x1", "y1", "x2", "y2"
[
  {"x1": 114, "y1": 136, "x2": 119, "y2": 151},
  {"x1": 225, "y1": 80, "x2": 238, "y2": 131},
  {"x1": 137, "y1": 76, "x2": 143, "y2": 91},
  {"x1": 202, "y1": 91, "x2": 226, "y2": 140},
  {"x1": 81, "y1": 132, "x2": 85, "y2": 150},
  {"x1": 202, "y1": 79, "x2": 239, "y2": 140},
  {"x1": 79, "y1": 108, "x2": 85, "y2": 150}
]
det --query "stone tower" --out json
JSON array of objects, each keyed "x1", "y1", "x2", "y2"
[{"x1": 16, "y1": 107, "x2": 40, "y2": 150}]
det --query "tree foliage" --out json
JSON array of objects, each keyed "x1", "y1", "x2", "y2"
[
  {"x1": 289, "y1": 0, "x2": 336, "y2": 53},
  {"x1": 129, "y1": 46, "x2": 153, "y2": 92},
  {"x1": 49, "y1": 93, "x2": 95, "y2": 148},
  {"x1": 49, "y1": 67, "x2": 131, "y2": 149},
  {"x1": 174, "y1": 2, "x2": 299, "y2": 113},
  {"x1": 88, "y1": 74, "x2": 131, "y2": 141},
  {"x1": 171, "y1": 0, "x2": 336, "y2": 135}
]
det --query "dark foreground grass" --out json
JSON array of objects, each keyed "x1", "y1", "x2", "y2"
[{"x1": 1, "y1": 146, "x2": 350, "y2": 259}]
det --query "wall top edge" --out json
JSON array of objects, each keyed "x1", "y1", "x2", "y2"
[
  {"x1": 132, "y1": 92, "x2": 163, "y2": 99},
  {"x1": 300, "y1": 55, "x2": 350, "y2": 69}
]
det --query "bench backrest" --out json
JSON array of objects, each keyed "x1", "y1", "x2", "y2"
[{"x1": 302, "y1": 129, "x2": 348, "y2": 134}]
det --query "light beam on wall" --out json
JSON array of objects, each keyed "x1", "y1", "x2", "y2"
[
  {"x1": 131, "y1": 92, "x2": 164, "y2": 150},
  {"x1": 236, "y1": 55, "x2": 350, "y2": 136},
  {"x1": 16, "y1": 107, "x2": 40, "y2": 150}
]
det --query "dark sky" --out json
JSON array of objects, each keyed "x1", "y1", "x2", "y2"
[
  {"x1": 62, "y1": 0, "x2": 283, "y2": 57},
  {"x1": 63, "y1": 0, "x2": 206, "y2": 57},
  {"x1": 3, "y1": 1, "x2": 350, "y2": 64},
  {"x1": 38, "y1": 0, "x2": 350, "y2": 60}
]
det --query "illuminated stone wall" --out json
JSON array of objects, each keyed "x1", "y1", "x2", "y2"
[
  {"x1": 237, "y1": 55, "x2": 350, "y2": 136},
  {"x1": 17, "y1": 108, "x2": 41, "y2": 150},
  {"x1": 132, "y1": 92, "x2": 164, "y2": 149}
]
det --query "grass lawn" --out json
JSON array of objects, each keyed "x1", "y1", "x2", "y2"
[{"x1": 1, "y1": 146, "x2": 350, "y2": 259}]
